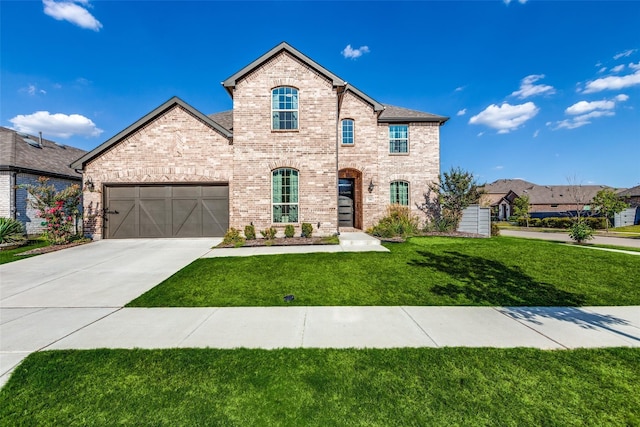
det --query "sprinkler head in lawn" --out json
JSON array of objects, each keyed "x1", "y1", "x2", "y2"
[{"x1": 284, "y1": 294, "x2": 295, "y2": 302}]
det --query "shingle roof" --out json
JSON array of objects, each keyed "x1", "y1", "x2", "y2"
[
  {"x1": 617, "y1": 185, "x2": 640, "y2": 197},
  {"x1": 482, "y1": 178, "x2": 538, "y2": 194},
  {"x1": 208, "y1": 110, "x2": 233, "y2": 131},
  {"x1": 0, "y1": 127, "x2": 86, "y2": 179},
  {"x1": 378, "y1": 105, "x2": 449, "y2": 124}
]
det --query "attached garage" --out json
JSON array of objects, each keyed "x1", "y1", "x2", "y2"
[{"x1": 104, "y1": 184, "x2": 228, "y2": 238}]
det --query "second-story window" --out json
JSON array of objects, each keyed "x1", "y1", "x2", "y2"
[
  {"x1": 389, "y1": 125, "x2": 408, "y2": 153},
  {"x1": 341, "y1": 119, "x2": 354, "y2": 145},
  {"x1": 272, "y1": 87, "x2": 298, "y2": 130}
]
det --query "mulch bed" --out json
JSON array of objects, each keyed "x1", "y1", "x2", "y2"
[
  {"x1": 17, "y1": 240, "x2": 92, "y2": 256},
  {"x1": 217, "y1": 236, "x2": 336, "y2": 248}
]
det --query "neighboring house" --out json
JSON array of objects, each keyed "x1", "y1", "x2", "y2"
[
  {"x1": 0, "y1": 127, "x2": 87, "y2": 234},
  {"x1": 617, "y1": 185, "x2": 640, "y2": 207},
  {"x1": 482, "y1": 179, "x2": 611, "y2": 219},
  {"x1": 71, "y1": 42, "x2": 448, "y2": 239}
]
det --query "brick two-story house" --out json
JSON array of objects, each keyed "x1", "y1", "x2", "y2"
[{"x1": 72, "y1": 42, "x2": 448, "y2": 239}]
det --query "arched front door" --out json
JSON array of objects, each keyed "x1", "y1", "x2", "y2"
[{"x1": 338, "y1": 168, "x2": 362, "y2": 229}]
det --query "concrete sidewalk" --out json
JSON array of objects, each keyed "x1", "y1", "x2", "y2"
[{"x1": 501, "y1": 229, "x2": 640, "y2": 249}]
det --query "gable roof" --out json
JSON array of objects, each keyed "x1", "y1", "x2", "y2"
[
  {"x1": 222, "y1": 42, "x2": 346, "y2": 94},
  {"x1": 71, "y1": 97, "x2": 232, "y2": 171},
  {"x1": 378, "y1": 105, "x2": 449, "y2": 124},
  {"x1": 483, "y1": 178, "x2": 538, "y2": 194},
  {"x1": 0, "y1": 127, "x2": 86, "y2": 180}
]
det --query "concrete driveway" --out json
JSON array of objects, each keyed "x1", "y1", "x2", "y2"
[{"x1": 0, "y1": 238, "x2": 218, "y2": 386}]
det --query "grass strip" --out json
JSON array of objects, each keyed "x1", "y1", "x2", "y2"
[
  {"x1": 128, "y1": 236, "x2": 640, "y2": 307},
  {"x1": 0, "y1": 240, "x2": 49, "y2": 264},
  {"x1": 1, "y1": 348, "x2": 638, "y2": 426}
]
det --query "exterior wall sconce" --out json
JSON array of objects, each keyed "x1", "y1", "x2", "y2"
[
  {"x1": 368, "y1": 179, "x2": 375, "y2": 193},
  {"x1": 85, "y1": 178, "x2": 95, "y2": 192}
]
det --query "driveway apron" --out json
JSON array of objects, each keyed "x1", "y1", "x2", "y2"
[{"x1": 0, "y1": 238, "x2": 217, "y2": 386}]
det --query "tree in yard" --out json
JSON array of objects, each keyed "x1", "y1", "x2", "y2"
[
  {"x1": 418, "y1": 167, "x2": 483, "y2": 230},
  {"x1": 591, "y1": 188, "x2": 629, "y2": 232},
  {"x1": 18, "y1": 176, "x2": 82, "y2": 244},
  {"x1": 512, "y1": 195, "x2": 531, "y2": 227}
]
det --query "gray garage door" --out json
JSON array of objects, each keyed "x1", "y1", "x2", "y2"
[{"x1": 104, "y1": 185, "x2": 228, "y2": 238}]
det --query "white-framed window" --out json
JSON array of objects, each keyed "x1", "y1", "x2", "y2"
[
  {"x1": 272, "y1": 87, "x2": 298, "y2": 130},
  {"x1": 390, "y1": 181, "x2": 409, "y2": 206},
  {"x1": 389, "y1": 125, "x2": 408, "y2": 153},
  {"x1": 341, "y1": 119, "x2": 354, "y2": 145},
  {"x1": 272, "y1": 168, "x2": 299, "y2": 223}
]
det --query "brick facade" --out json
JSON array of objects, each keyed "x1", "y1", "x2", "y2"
[{"x1": 76, "y1": 43, "x2": 445, "y2": 239}]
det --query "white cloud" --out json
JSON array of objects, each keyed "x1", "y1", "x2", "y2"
[
  {"x1": 21, "y1": 84, "x2": 46, "y2": 96},
  {"x1": 511, "y1": 74, "x2": 556, "y2": 99},
  {"x1": 598, "y1": 67, "x2": 608, "y2": 74},
  {"x1": 341, "y1": 44, "x2": 370, "y2": 60},
  {"x1": 503, "y1": 0, "x2": 527, "y2": 4},
  {"x1": 493, "y1": 165, "x2": 504, "y2": 170},
  {"x1": 469, "y1": 102, "x2": 539, "y2": 134},
  {"x1": 629, "y1": 62, "x2": 640, "y2": 71},
  {"x1": 456, "y1": 109, "x2": 467, "y2": 116},
  {"x1": 613, "y1": 49, "x2": 637, "y2": 60},
  {"x1": 533, "y1": 129, "x2": 539, "y2": 138},
  {"x1": 9, "y1": 111, "x2": 103, "y2": 138},
  {"x1": 42, "y1": 0, "x2": 102, "y2": 31},
  {"x1": 582, "y1": 69, "x2": 640, "y2": 93},
  {"x1": 455, "y1": 86, "x2": 465, "y2": 92},
  {"x1": 610, "y1": 64, "x2": 625, "y2": 73},
  {"x1": 551, "y1": 95, "x2": 626, "y2": 130},
  {"x1": 565, "y1": 100, "x2": 615, "y2": 115}
]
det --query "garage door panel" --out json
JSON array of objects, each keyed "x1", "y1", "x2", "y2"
[
  {"x1": 106, "y1": 200, "x2": 136, "y2": 239},
  {"x1": 203, "y1": 198, "x2": 229, "y2": 236},
  {"x1": 105, "y1": 185, "x2": 228, "y2": 238},
  {"x1": 172, "y1": 199, "x2": 200, "y2": 237}
]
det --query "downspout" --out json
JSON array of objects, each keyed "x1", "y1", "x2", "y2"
[{"x1": 10, "y1": 172, "x2": 17, "y2": 219}]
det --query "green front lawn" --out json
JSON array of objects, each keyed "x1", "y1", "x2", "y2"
[
  {"x1": 1, "y1": 348, "x2": 638, "y2": 426},
  {"x1": 0, "y1": 240, "x2": 49, "y2": 264},
  {"x1": 128, "y1": 236, "x2": 640, "y2": 307}
]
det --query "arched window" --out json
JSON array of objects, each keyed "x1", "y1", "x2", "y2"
[
  {"x1": 390, "y1": 181, "x2": 409, "y2": 206},
  {"x1": 272, "y1": 87, "x2": 298, "y2": 130},
  {"x1": 272, "y1": 168, "x2": 299, "y2": 223},
  {"x1": 341, "y1": 119, "x2": 354, "y2": 144}
]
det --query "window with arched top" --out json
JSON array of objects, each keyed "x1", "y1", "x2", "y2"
[
  {"x1": 341, "y1": 119, "x2": 354, "y2": 145},
  {"x1": 390, "y1": 181, "x2": 409, "y2": 206},
  {"x1": 272, "y1": 87, "x2": 298, "y2": 130},
  {"x1": 272, "y1": 168, "x2": 299, "y2": 223}
]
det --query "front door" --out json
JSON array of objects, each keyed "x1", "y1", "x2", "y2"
[{"x1": 338, "y1": 178, "x2": 354, "y2": 227}]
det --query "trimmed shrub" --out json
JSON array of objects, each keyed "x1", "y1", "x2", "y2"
[
  {"x1": 491, "y1": 221, "x2": 500, "y2": 237},
  {"x1": 260, "y1": 227, "x2": 277, "y2": 240},
  {"x1": 584, "y1": 217, "x2": 607, "y2": 230},
  {"x1": 529, "y1": 218, "x2": 541, "y2": 227},
  {"x1": 542, "y1": 217, "x2": 573, "y2": 229},
  {"x1": 301, "y1": 223, "x2": 313, "y2": 238},
  {"x1": 569, "y1": 220, "x2": 594, "y2": 243},
  {"x1": 222, "y1": 227, "x2": 245, "y2": 247},
  {"x1": 284, "y1": 224, "x2": 295, "y2": 238},
  {"x1": 370, "y1": 205, "x2": 420, "y2": 238},
  {"x1": 244, "y1": 224, "x2": 256, "y2": 240},
  {"x1": 0, "y1": 217, "x2": 26, "y2": 244}
]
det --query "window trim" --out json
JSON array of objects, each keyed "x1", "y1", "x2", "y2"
[
  {"x1": 271, "y1": 168, "x2": 299, "y2": 224},
  {"x1": 341, "y1": 118, "x2": 355, "y2": 145},
  {"x1": 389, "y1": 124, "x2": 409, "y2": 154},
  {"x1": 271, "y1": 86, "x2": 299, "y2": 131},
  {"x1": 390, "y1": 180, "x2": 410, "y2": 206}
]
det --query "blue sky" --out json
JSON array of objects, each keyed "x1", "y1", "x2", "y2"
[{"x1": 2, "y1": 0, "x2": 639, "y2": 188}]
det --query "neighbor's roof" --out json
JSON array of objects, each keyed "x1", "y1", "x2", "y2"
[
  {"x1": 0, "y1": 127, "x2": 86, "y2": 179},
  {"x1": 482, "y1": 179, "x2": 538, "y2": 194},
  {"x1": 617, "y1": 185, "x2": 640, "y2": 197},
  {"x1": 71, "y1": 97, "x2": 232, "y2": 171}
]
